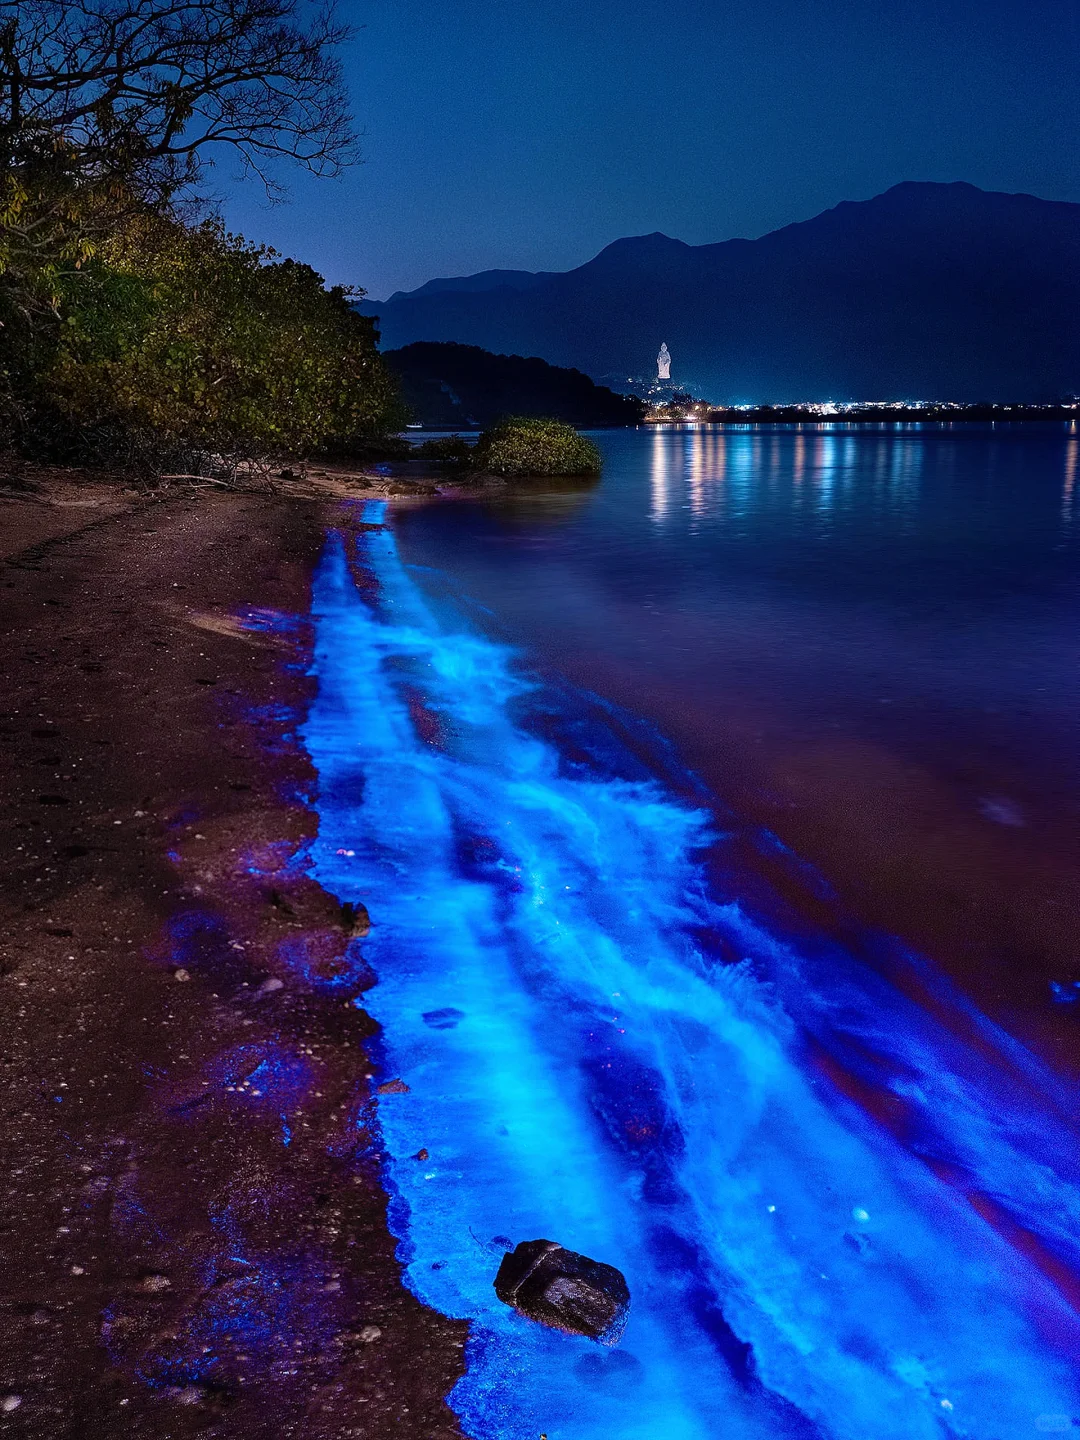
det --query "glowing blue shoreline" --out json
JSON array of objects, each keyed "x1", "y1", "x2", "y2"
[{"x1": 302, "y1": 502, "x2": 1080, "y2": 1439}]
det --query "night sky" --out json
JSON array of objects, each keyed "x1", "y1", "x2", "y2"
[{"x1": 220, "y1": 0, "x2": 1080, "y2": 300}]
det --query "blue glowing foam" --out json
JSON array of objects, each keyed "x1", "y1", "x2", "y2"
[{"x1": 301, "y1": 503, "x2": 1080, "y2": 1440}]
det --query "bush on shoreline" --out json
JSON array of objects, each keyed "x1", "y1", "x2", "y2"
[{"x1": 473, "y1": 418, "x2": 602, "y2": 477}]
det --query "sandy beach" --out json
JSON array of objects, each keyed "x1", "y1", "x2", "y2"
[{"x1": 0, "y1": 471, "x2": 466, "y2": 1438}]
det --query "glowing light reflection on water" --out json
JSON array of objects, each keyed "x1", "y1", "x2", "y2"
[{"x1": 303, "y1": 502, "x2": 1080, "y2": 1440}]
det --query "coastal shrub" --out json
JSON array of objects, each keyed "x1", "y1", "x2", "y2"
[
  {"x1": 474, "y1": 418, "x2": 602, "y2": 477},
  {"x1": 29, "y1": 217, "x2": 406, "y2": 468}
]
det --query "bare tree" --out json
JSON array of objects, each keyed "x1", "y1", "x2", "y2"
[{"x1": 0, "y1": 0, "x2": 357, "y2": 282}]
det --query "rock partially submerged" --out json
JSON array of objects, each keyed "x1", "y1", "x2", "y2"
[{"x1": 494, "y1": 1239, "x2": 630, "y2": 1342}]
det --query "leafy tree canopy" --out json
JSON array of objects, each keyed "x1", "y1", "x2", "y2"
[
  {"x1": 0, "y1": 0, "x2": 354, "y2": 296},
  {"x1": 0, "y1": 1, "x2": 406, "y2": 470},
  {"x1": 36, "y1": 217, "x2": 405, "y2": 465}
]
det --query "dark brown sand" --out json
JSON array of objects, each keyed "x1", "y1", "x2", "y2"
[{"x1": 0, "y1": 474, "x2": 467, "y2": 1437}]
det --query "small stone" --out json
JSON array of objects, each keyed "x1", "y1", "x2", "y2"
[
  {"x1": 142, "y1": 1274, "x2": 171, "y2": 1292},
  {"x1": 1, "y1": 1396, "x2": 22, "y2": 1413},
  {"x1": 259, "y1": 976, "x2": 284, "y2": 993},
  {"x1": 494, "y1": 1239, "x2": 630, "y2": 1342},
  {"x1": 174, "y1": 968, "x2": 191, "y2": 983},
  {"x1": 359, "y1": 1326, "x2": 382, "y2": 1344},
  {"x1": 377, "y1": 1078, "x2": 409, "y2": 1095},
  {"x1": 414, "y1": 1148, "x2": 429, "y2": 1162},
  {"x1": 71, "y1": 1265, "x2": 85, "y2": 1276}
]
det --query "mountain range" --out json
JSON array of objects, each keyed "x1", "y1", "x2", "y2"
[{"x1": 359, "y1": 183, "x2": 1080, "y2": 402}]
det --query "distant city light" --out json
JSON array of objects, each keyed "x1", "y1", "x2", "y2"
[{"x1": 638, "y1": 396, "x2": 1080, "y2": 424}]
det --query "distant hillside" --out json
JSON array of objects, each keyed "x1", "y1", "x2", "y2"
[
  {"x1": 383, "y1": 269, "x2": 552, "y2": 304},
  {"x1": 361, "y1": 184, "x2": 1080, "y2": 402},
  {"x1": 383, "y1": 342, "x2": 645, "y2": 428}
]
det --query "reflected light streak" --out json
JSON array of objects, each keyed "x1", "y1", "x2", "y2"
[
  {"x1": 1064, "y1": 435, "x2": 1078, "y2": 524},
  {"x1": 650, "y1": 428, "x2": 671, "y2": 524},
  {"x1": 793, "y1": 431, "x2": 806, "y2": 487},
  {"x1": 818, "y1": 434, "x2": 837, "y2": 509},
  {"x1": 686, "y1": 428, "x2": 707, "y2": 517}
]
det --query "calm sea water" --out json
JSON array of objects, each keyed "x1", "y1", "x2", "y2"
[
  {"x1": 394, "y1": 423, "x2": 1080, "y2": 1068},
  {"x1": 302, "y1": 425, "x2": 1080, "y2": 1440}
]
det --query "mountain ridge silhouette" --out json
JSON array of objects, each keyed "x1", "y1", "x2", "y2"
[{"x1": 360, "y1": 183, "x2": 1080, "y2": 401}]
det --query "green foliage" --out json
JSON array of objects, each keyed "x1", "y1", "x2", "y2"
[
  {"x1": 25, "y1": 216, "x2": 406, "y2": 465},
  {"x1": 0, "y1": 0, "x2": 355, "y2": 300},
  {"x1": 0, "y1": 0, "x2": 381, "y2": 472},
  {"x1": 474, "y1": 417, "x2": 602, "y2": 477}
]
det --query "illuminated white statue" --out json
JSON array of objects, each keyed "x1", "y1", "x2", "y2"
[{"x1": 657, "y1": 342, "x2": 671, "y2": 381}]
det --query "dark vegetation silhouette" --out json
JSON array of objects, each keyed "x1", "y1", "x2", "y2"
[
  {"x1": 0, "y1": 0, "x2": 403, "y2": 476},
  {"x1": 384, "y1": 342, "x2": 646, "y2": 428}
]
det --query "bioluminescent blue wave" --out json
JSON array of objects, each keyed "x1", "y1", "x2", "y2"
[{"x1": 302, "y1": 502, "x2": 1080, "y2": 1440}]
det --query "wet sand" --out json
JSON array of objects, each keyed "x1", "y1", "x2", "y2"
[{"x1": 0, "y1": 475, "x2": 466, "y2": 1437}]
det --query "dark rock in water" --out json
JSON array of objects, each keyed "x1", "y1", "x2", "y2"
[
  {"x1": 340, "y1": 900, "x2": 370, "y2": 937},
  {"x1": 494, "y1": 1239, "x2": 629, "y2": 1342}
]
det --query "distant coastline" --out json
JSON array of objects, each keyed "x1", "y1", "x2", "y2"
[{"x1": 647, "y1": 402, "x2": 1080, "y2": 425}]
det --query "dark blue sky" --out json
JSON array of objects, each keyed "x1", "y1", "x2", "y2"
[{"x1": 220, "y1": 0, "x2": 1080, "y2": 300}]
